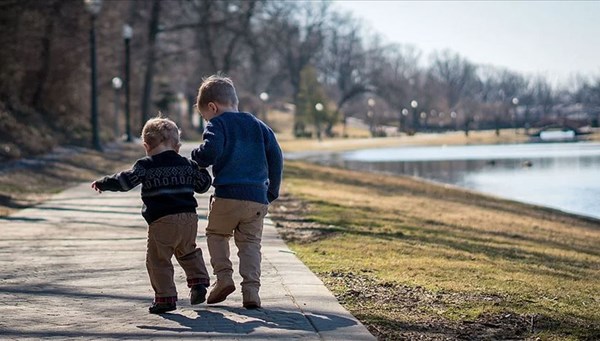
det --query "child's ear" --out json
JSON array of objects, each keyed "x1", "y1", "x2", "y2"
[{"x1": 143, "y1": 142, "x2": 150, "y2": 152}]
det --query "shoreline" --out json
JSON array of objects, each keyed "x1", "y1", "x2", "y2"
[
  {"x1": 278, "y1": 128, "x2": 600, "y2": 153},
  {"x1": 404, "y1": 172, "x2": 600, "y2": 225},
  {"x1": 289, "y1": 157, "x2": 600, "y2": 223},
  {"x1": 281, "y1": 130, "x2": 600, "y2": 223}
]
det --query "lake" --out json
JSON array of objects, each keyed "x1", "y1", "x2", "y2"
[{"x1": 296, "y1": 142, "x2": 600, "y2": 220}]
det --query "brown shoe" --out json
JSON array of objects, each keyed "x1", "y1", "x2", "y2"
[
  {"x1": 242, "y1": 289, "x2": 261, "y2": 309},
  {"x1": 206, "y1": 278, "x2": 235, "y2": 304}
]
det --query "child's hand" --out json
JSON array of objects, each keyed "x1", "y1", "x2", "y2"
[{"x1": 91, "y1": 181, "x2": 102, "y2": 193}]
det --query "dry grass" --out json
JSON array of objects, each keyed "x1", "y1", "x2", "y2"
[
  {"x1": 271, "y1": 160, "x2": 600, "y2": 340},
  {"x1": 0, "y1": 142, "x2": 143, "y2": 216},
  {"x1": 279, "y1": 129, "x2": 532, "y2": 153}
]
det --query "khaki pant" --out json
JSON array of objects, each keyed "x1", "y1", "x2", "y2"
[
  {"x1": 206, "y1": 196, "x2": 268, "y2": 292},
  {"x1": 146, "y1": 212, "x2": 210, "y2": 300}
]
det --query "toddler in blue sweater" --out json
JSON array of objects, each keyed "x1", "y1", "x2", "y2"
[{"x1": 191, "y1": 74, "x2": 283, "y2": 309}]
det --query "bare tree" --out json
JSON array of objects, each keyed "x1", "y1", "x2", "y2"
[
  {"x1": 429, "y1": 50, "x2": 480, "y2": 111},
  {"x1": 574, "y1": 76, "x2": 600, "y2": 126},
  {"x1": 140, "y1": 0, "x2": 161, "y2": 126},
  {"x1": 371, "y1": 43, "x2": 423, "y2": 132},
  {"x1": 264, "y1": 1, "x2": 329, "y2": 104},
  {"x1": 317, "y1": 11, "x2": 371, "y2": 135}
]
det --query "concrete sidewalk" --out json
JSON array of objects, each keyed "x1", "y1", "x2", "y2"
[{"x1": 0, "y1": 177, "x2": 375, "y2": 339}]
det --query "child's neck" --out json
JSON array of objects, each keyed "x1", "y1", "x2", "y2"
[
  {"x1": 147, "y1": 144, "x2": 176, "y2": 156},
  {"x1": 216, "y1": 106, "x2": 238, "y2": 115}
]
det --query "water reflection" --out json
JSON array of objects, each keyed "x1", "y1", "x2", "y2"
[{"x1": 302, "y1": 142, "x2": 600, "y2": 220}]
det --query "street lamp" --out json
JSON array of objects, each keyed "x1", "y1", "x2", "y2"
[
  {"x1": 400, "y1": 108, "x2": 408, "y2": 133},
  {"x1": 512, "y1": 97, "x2": 519, "y2": 133},
  {"x1": 410, "y1": 100, "x2": 418, "y2": 132},
  {"x1": 367, "y1": 98, "x2": 376, "y2": 136},
  {"x1": 123, "y1": 23, "x2": 133, "y2": 142},
  {"x1": 315, "y1": 102, "x2": 324, "y2": 140},
  {"x1": 84, "y1": 0, "x2": 103, "y2": 150},
  {"x1": 451, "y1": 111, "x2": 457, "y2": 130},
  {"x1": 111, "y1": 76, "x2": 122, "y2": 138},
  {"x1": 259, "y1": 92, "x2": 269, "y2": 122},
  {"x1": 421, "y1": 111, "x2": 429, "y2": 130}
]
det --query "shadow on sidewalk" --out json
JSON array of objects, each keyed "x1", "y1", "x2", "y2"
[
  {"x1": 0, "y1": 216, "x2": 46, "y2": 222},
  {"x1": 137, "y1": 306, "x2": 357, "y2": 334},
  {"x1": 0, "y1": 283, "x2": 148, "y2": 303},
  {"x1": 32, "y1": 205, "x2": 141, "y2": 216}
]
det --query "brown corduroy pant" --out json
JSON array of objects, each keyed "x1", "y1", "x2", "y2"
[
  {"x1": 205, "y1": 196, "x2": 268, "y2": 293},
  {"x1": 146, "y1": 212, "x2": 210, "y2": 301}
]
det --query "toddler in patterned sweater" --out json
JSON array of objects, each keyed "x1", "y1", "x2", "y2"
[{"x1": 92, "y1": 116, "x2": 212, "y2": 314}]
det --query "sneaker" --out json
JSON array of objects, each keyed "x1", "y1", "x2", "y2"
[
  {"x1": 206, "y1": 278, "x2": 236, "y2": 304},
  {"x1": 242, "y1": 289, "x2": 261, "y2": 309},
  {"x1": 190, "y1": 284, "x2": 208, "y2": 305},
  {"x1": 148, "y1": 302, "x2": 176, "y2": 314}
]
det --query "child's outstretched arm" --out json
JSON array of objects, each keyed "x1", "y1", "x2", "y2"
[
  {"x1": 91, "y1": 181, "x2": 103, "y2": 193},
  {"x1": 91, "y1": 162, "x2": 145, "y2": 193},
  {"x1": 191, "y1": 121, "x2": 224, "y2": 167}
]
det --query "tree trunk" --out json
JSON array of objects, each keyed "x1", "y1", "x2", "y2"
[
  {"x1": 140, "y1": 0, "x2": 161, "y2": 130},
  {"x1": 32, "y1": 1, "x2": 61, "y2": 110}
]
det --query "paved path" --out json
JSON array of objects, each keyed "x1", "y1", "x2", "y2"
[{"x1": 0, "y1": 145, "x2": 375, "y2": 340}]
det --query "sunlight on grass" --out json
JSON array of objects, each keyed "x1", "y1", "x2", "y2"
[{"x1": 279, "y1": 160, "x2": 600, "y2": 339}]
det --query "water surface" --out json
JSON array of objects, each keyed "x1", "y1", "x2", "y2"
[{"x1": 302, "y1": 142, "x2": 600, "y2": 220}]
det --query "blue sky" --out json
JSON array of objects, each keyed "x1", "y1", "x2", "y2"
[{"x1": 334, "y1": 1, "x2": 600, "y2": 87}]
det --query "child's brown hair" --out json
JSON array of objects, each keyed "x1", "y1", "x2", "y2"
[
  {"x1": 141, "y1": 116, "x2": 181, "y2": 150},
  {"x1": 196, "y1": 74, "x2": 239, "y2": 109}
]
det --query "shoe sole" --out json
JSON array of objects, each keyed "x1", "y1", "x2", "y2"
[
  {"x1": 149, "y1": 306, "x2": 176, "y2": 314},
  {"x1": 206, "y1": 285, "x2": 235, "y2": 304},
  {"x1": 243, "y1": 303, "x2": 261, "y2": 309},
  {"x1": 190, "y1": 297, "x2": 206, "y2": 305}
]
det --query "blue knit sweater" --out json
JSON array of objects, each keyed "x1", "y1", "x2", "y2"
[{"x1": 191, "y1": 111, "x2": 283, "y2": 204}]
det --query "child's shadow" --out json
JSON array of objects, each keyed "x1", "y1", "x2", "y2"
[{"x1": 138, "y1": 306, "x2": 357, "y2": 334}]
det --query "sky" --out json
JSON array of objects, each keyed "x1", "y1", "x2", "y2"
[{"x1": 334, "y1": 1, "x2": 600, "y2": 87}]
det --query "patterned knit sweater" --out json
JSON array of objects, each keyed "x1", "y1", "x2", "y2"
[{"x1": 94, "y1": 150, "x2": 212, "y2": 224}]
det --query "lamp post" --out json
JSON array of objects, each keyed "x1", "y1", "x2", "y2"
[
  {"x1": 315, "y1": 102, "x2": 324, "y2": 140},
  {"x1": 84, "y1": 0, "x2": 103, "y2": 150},
  {"x1": 123, "y1": 24, "x2": 133, "y2": 142},
  {"x1": 400, "y1": 108, "x2": 408, "y2": 133},
  {"x1": 367, "y1": 98, "x2": 376, "y2": 136},
  {"x1": 451, "y1": 111, "x2": 457, "y2": 130},
  {"x1": 410, "y1": 100, "x2": 418, "y2": 133},
  {"x1": 111, "y1": 77, "x2": 122, "y2": 138},
  {"x1": 259, "y1": 92, "x2": 269, "y2": 122},
  {"x1": 512, "y1": 97, "x2": 519, "y2": 133}
]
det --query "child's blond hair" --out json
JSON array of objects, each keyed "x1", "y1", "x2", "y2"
[
  {"x1": 141, "y1": 116, "x2": 181, "y2": 149},
  {"x1": 196, "y1": 74, "x2": 239, "y2": 109}
]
